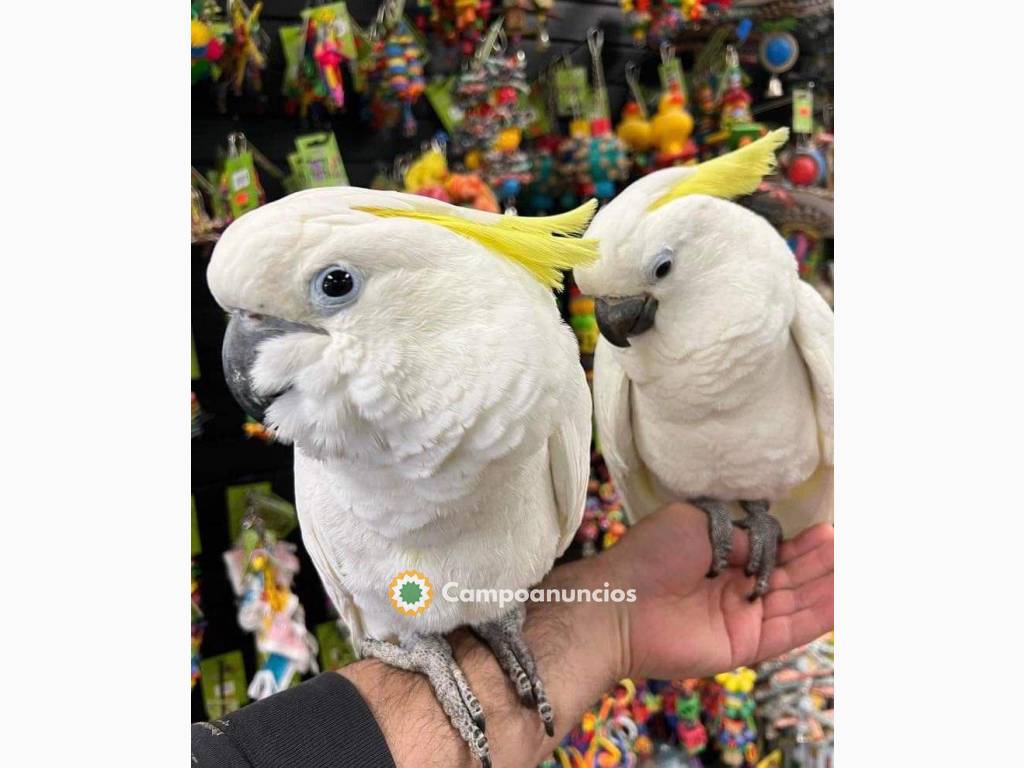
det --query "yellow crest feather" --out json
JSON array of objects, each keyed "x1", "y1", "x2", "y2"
[
  {"x1": 356, "y1": 200, "x2": 599, "y2": 290},
  {"x1": 648, "y1": 127, "x2": 790, "y2": 211}
]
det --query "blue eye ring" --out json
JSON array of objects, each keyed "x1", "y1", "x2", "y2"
[
  {"x1": 310, "y1": 264, "x2": 364, "y2": 313},
  {"x1": 645, "y1": 248, "x2": 675, "y2": 283}
]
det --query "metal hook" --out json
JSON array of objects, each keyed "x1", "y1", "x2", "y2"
[{"x1": 625, "y1": 60, "x2": 648, "y2": 119}]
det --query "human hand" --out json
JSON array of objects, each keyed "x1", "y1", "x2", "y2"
[{"x1": 598, "y1": 502, "x2": 834, "y2": 681}]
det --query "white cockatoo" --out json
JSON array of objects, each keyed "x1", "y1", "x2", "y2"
[
  {"x1": 573, "y1": 129, "x2": 833, "y2": 597},
  {"x1": 207, "y1": 188, "x2": 597, "y2": 766}
]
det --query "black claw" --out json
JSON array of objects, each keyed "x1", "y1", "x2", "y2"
[
  {"x1": 706, "y1": 567, "x2": 720, "y2": 578},
  {"x1": 481, "y1": 757, "x2": 491, "y2": 768},
  {"x1": 476, "y1": 713, "x2": 486, "y2": 733},
  {"x1": 544, "y1": 721, "x2": 555, "y2": 737},
  {"x1": 748, "y1": 583, "x2": 769, "y2": 601}
]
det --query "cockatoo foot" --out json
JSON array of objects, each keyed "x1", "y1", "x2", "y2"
[
  {"x1": 736, "y1": 500, "x2": 783, "y2": 600},
  {"x1": 360, "y1": 635, "x2": 491, "y2": 767},
  {"x1": 692, "y1": 497, "x2": 734, "y2": 577},
  {"x1": 473, "y1": 604, "x2": 555, "y2": 737}
]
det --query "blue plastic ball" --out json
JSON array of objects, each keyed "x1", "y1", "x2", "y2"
[{"x1": 762, "y1": 32, "x2": 798, "y2": 71}]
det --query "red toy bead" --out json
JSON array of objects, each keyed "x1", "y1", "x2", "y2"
[{"x1": 787, "y1": 154, "x2": 819, "y2": 186}]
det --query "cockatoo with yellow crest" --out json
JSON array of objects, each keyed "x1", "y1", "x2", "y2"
[
  {"x1": 574, "y1": 129, "x2": 833, "y2": 598},
  {"x1": 207, "y1": 188, "x2": 598, "y2": 766}
]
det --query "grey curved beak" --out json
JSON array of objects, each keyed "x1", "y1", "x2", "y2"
[
  {"x1": 594, "y1": 294, "x2": 659, "y2": 348},
  {"x1": 222, "y1": 312, "x2": 323, "y2": 422}
]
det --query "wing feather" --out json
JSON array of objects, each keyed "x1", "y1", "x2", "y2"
[
  {"x1": 296, "y1": 502, "x2": 367, "y2": 651},
  {"x1": 548, "y1": 369, "x2": 592, "y2": 556},
  {"x1": 791, "y1": 281, "x2": 834, "y2": 465},
  {"x1": 592, "y1": 338, "x2": 667, "y2": 523}
]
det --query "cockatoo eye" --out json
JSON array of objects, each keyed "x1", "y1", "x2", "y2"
[
  {"x1": 310, "y1": 265, "x2": 364, "y2": 312},
  {"x1": 645, "y1": 248, "x2": 674, "y2": 283}
]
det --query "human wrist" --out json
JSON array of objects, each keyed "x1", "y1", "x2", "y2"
[{"x1": 532, "y1": 552, "x2": 632, "y2": 693}]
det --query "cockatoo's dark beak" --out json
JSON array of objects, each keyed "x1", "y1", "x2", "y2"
[
  {"x1": 594, "y1": 294, "x2": 659, "y2": 348},
  {"x1": 222, "y1": 311, "x2": 323, "y2": 422}
]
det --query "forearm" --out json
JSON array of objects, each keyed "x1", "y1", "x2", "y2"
[{"x1": 341, "y1": 555, "x2": 629, "y2": 768}]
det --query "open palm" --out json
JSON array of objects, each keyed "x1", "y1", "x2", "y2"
[{"x1": 604, "y1": 503, "x2": 834, "y2": 681}]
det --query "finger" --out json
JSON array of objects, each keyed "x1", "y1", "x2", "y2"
[
  {"x1": 762, "y1": 571, "x2": 833, "y2": 620},
  {"x1": 768, "y1": 534, "x2": 834, "y2": 592},
  {"x1": 726, "y1": 524, "x2": 750, "y2": 569},
  {"x1": 778, "y1": 523, "x2": 834, "y2": 564},
  {"x1": 757, "y1": 601, "x2": 834, "y2": 663}
]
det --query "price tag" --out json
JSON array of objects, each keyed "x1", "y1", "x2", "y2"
[
  {"x1": 200, "y1": 651, "x2": 249, "y2": 720},
  {"x1": 555, "y1": 66, "x2": 589, "y2": 116},
  {"x1": 792, "y1": 88, "x2": 814, "y2": 133}
]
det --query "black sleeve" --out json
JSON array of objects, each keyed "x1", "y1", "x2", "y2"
[{"x1": 191, "y1": 673, "x2": 396, "y2": 768}]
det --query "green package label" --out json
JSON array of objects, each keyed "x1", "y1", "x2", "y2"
[
  {"x1": 226, "y1": 482, "x2": 273, "y2": 540},
  {"x1": 555, "y1": 66, "x2": 589, "y2": 116},
  {"x1": 279, "y1": 25, "x2": 304, "y2": 93},
  {"x1": 659, "y1": 59, "x2": 685, "y2": 93},
  {"x1": 192, "y1": 496, "x2": 201, "y2": 556},
  {"x1": 792, "y1": 88, "x2": 814, "y2": 133},
  {"x1": 426, "y1": 77, "x2": 462, "y2": 133},
  {"x1": 295, "y1": 133, "x2": 349, "y2": 188},
  {"x1": 316, "y1": 621, "x2": 357, "y2": 671},
  {"x1": 223, "y1": 152, "x2": 261, "y2": 219},
  {"x1": 200, "y1": 651, "x2": 249, "y2": 719}
]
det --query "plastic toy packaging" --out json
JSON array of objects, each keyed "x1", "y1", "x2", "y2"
[
  {"x1": 283, "y1": 132, "x2": 351, "y2": 192},
  {"x1": 217, "y1": 132, "x2": 266, "y2": 221},
  {"x1": 223, "y1": 491, "x2": 319, "y2": 701},
  {"x1": 365, "y1": 0, "x2": 427, "y2": 136},
  {"x1": 280, "y1": 2, "x2": 359, "y2": 123}
]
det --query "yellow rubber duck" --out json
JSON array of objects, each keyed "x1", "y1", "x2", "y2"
[
  {"x1": 616, "y1": 101, "x2": 653, "y2": 152},
  {"x1": 650, "y1": 84, "x2": 695, "y2": 162}
]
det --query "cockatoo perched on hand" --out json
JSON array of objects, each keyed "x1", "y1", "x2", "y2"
[
  {"x1": 573, "y1": 129, "x2": 833, "y2": 598},
  {"x1": 207, "y1": 188, "x2": 596, "y2": 767}
]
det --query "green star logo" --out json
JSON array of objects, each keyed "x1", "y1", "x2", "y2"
[{"x1": 388, "y1": 570, "x2": 433, "y2": 616}]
